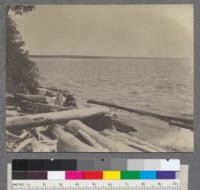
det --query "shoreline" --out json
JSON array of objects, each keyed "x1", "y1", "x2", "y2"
[{"x1": 5, "y1": 87, "x2": 194, "y2": 153}]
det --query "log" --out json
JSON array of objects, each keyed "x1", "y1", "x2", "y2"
[
  {"x1": 75, "y1": 129, "x2": 109, "y2": 151},
  {"x1": 101, "y1": 129, "x2": 165, "y2": 152},
  {"x1": 16, "y1": 100, "x2": 69, "y2": 113},
  {"x1": 51, "y1": 125, "x2": 100, "y2": 152},
  {"x1": 6, "y1": 93, "x2": 13, "y2": 99},
  {"x1": 6, "y1": 105, "x2": 18, "y2": 110},
  {"x1": 6, "y1": 110, "x2": 21, "y2": 117},
  {"x1": 65, "y1": 120, "x2": 140, "y2": 152},
  {"x1": 14, "y1": 94, "x2": 49, "y2": 103},
  {"x1": 169, "y1": 120, "x2": 193, "y2": 131},
  {"x1": 101, "y1": 131, "x2": 158, "y2": 152},
  {"x1": 6, "y1": 93, "x2": 15, "y2": 105},
  {"x1": 88, "y1": 99, "x2": 193, "y2": 127},
  {"x1": 31, "y1": 140, "x2": 57, "y2": 152},
  {"x1": 6, "y1": 106, "x2": 110, "y2": 130},
  {"x1": 6, "y1": 130, "x2": 22, "y2": 139},
  {"x1": 13, "y1": 138, "x2": 32, "y2": 152}
]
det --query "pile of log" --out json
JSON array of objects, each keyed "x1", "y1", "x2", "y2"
[
  {"x1": 6, "y1": 93, "x2": 193, "y2": 152},
  {"x1": 8, "y1": 94, "x2": 70, "y2": 114},
  {"x1": 6, "y1": 104, "x2": 164, "y2": 152},
  {"x1": 6, "y1": 105, "x2": 22, "y2": 117}
]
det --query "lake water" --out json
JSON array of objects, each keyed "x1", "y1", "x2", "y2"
[{"x1": 33, "y1": 57, "x2": 193, "y2": 118}]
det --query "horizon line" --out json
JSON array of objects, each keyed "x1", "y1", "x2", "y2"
[{"x1": 29, "y1": 54, "x2": 192, "y2": 60}]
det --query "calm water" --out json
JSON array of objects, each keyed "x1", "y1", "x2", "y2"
[{"x1": 33, "y1": 57, "x2": 193, "y2": 118}]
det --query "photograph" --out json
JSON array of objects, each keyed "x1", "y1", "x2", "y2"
[{"x1": 6, "y1": 5, "x2": 194, "y2": 152}]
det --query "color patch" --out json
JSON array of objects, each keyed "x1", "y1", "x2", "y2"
[
  {"x1": 160, "y1": 160, "x2": 180, "y2": 171},
  {"x1": 127, "y1": 159, "x2": 144, "y2": 170},
  {"x1": 144, "y1": 160, "x2": 161, "y2": 170},
  {"x1": 65, "y1": 171, "x2": 83, "y2": 179},
  {"x1": 12, "y1": 159, "x2": 77, "y2": 171},
  {"x1": 121, "y1": 171, "x2": 140, "y2": 179},
  {"x1": 140, "y1": 171, "x2": 157, "y2": 179},
  {"x1": 48, "y1": 171, "x2": 65, "y2": 180},
  {"x1": 157, "y1": 171, "x2": 176, "y2": 179},
  {"x1": 27, "y1": 172, "x2": 47, "y2": 180},
  {"x1": 12, "y1": 172, "x2": 28, "y2": 180},
  {"x1": 103, "y1": 171, "x2": 121, "y2": 180},
  {"x1": 84, "y1": 171, "x2": 103, "y2": 179},
  {"x1": 12, "y1": 172, "x2": 48, "y2": 180}
]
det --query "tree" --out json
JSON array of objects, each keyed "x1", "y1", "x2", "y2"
[{"x1": 7, "y1": 5, "x2": 39, "y2": 94}]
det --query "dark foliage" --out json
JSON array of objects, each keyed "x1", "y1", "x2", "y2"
[
  {"x1": 6, "y1": 6, "x2": 39, "y2": 94},
  {"x1": 8, "y1": 6, "x2": 35, "y2": 15}
]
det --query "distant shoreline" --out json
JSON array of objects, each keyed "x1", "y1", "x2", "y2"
[{"x1": 29, "y1": 55, "x2": 191, "y2": 60}]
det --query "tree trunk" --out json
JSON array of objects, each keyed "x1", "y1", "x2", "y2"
[
  {"x1": 65, "y1": 120, "x2": 140, "y2": 152},
  {"x1": 88, "y1": 99, "x2": 193, "y2": 127},
  {"x1": 6, "y1": 106, "x2": 109, "y2": 130},
  {"x1": 75, "y1": 129, "x2": 109, "y2": 152},
  {"x1": 17, "y1": 100, "x2": 69, "y2": 113},
  {"x1": 101, "y1": 129, "x2": 165, "y2": 152},
  {"x1": 51, "y1": 125, "x2": 101, "y2": 152}
]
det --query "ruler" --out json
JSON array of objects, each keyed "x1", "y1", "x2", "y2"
[{"x1": 12, "y1": 180, "x2": 180, "y2": 190}]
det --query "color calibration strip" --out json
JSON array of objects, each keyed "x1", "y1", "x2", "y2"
[
  {"x1": 10, "y1": 160, "x2": 181, "y2": 190},
  {"x1": 12, "y1": 170, "x2": 176, "y2": 180},
  {"x1": 12, "y1": 159, "x2": 180, "y2": 171}
]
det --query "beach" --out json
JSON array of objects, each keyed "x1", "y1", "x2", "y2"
[{"x1": 5, "y1": 57, "x2": 194, "y2": 152}]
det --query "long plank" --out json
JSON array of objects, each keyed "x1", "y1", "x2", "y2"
[
  {"x1": 87, "y1": 99, "x2": 193, "y2": 126},
  {"x1": 6, "y1": 106, "x2": 109, "y2": 130}
]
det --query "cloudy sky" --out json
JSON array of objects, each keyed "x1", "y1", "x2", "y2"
[{"x1": 11, "y1": 5, "x2": 193, "y2": 58}]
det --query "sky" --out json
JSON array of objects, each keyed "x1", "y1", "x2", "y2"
[{"x1": 11, "y1": 5, "x2": 193, "y2": 58}]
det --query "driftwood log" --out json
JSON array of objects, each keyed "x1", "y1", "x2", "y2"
[
  {"x1": 88, "y1": 99, "x2": 193, "y2": 129},
  {"x1": 6, "y1": 106, "x2": 110, "y2": 130},
  {"x1": 169, "y1": 120, "x2": 193, "y2": 130},
  {"x1": 101, "y1": 129, "x2": 165, "y2": 152},
  {"x1": 51, "y1": 125, "x2": 106, "y2": 152},
  {"x1": 65, "y1": 120, "x2": 140, "y2": 152},
  {"x1": 77, "y1": 129, "x2": 109, "y2": 151},
  {"x1": 14, "y1": 94, "x2": 49, "y2": 104},
  {"x1": 13, "y1": 138, "x2": 32, "y2": 152},
  {"x1": 15, "y1": 100, "x2": 69, "y2": 113}
]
